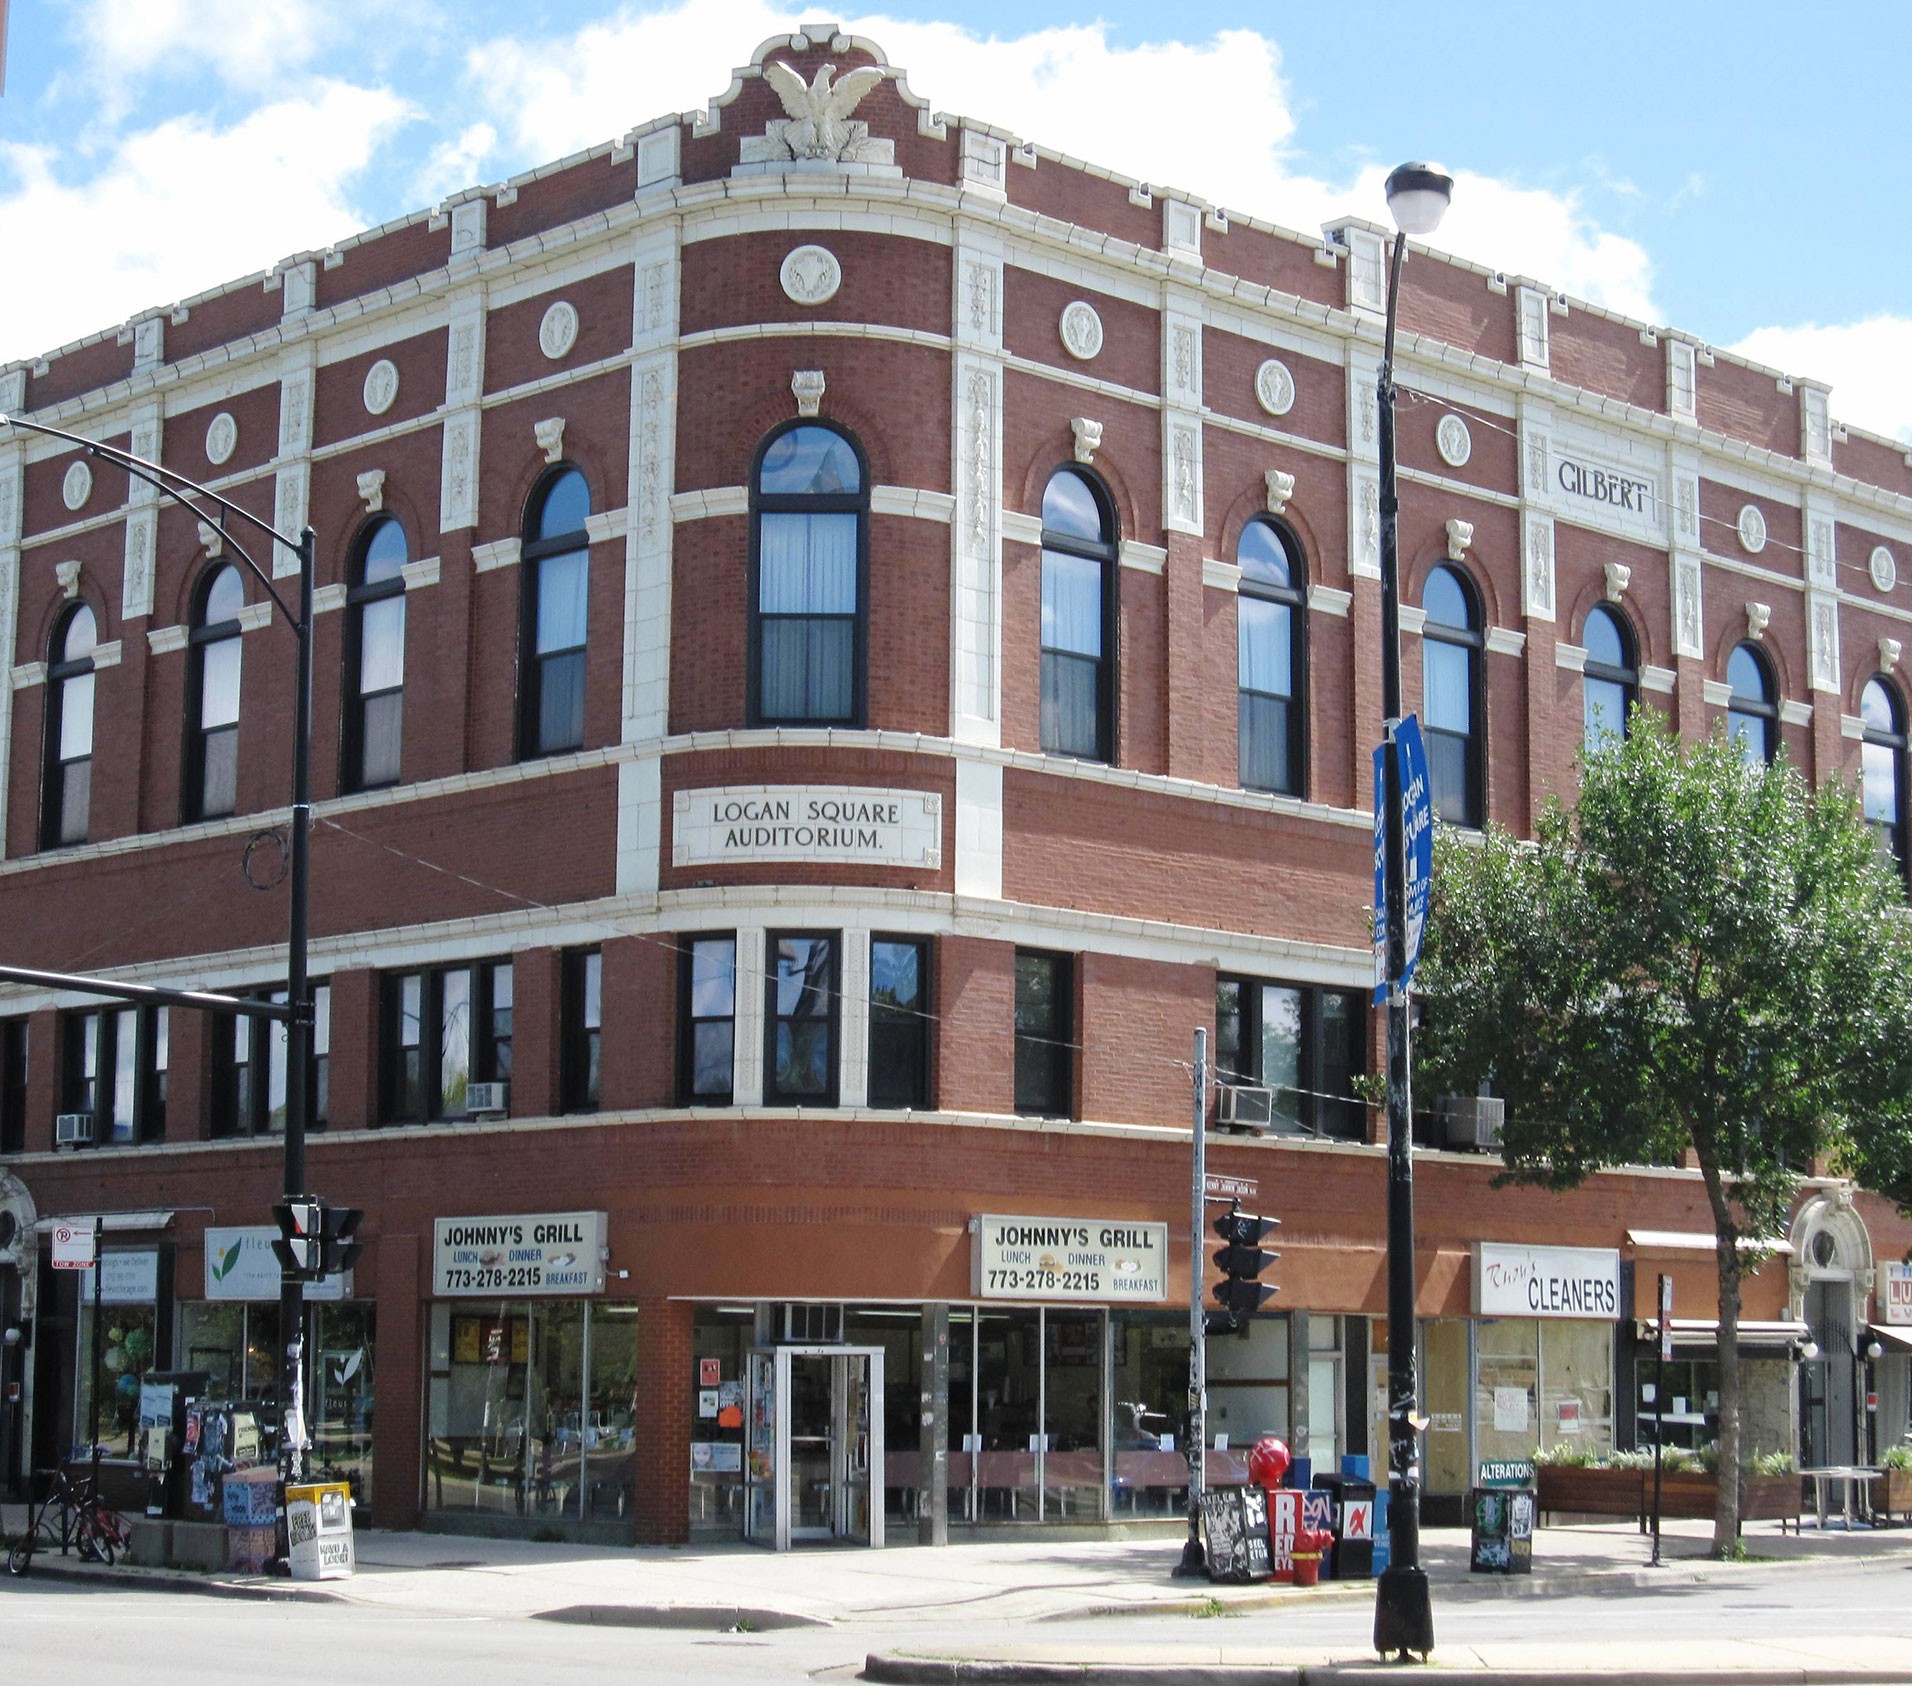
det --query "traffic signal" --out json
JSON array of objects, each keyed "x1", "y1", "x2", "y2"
[
  {"x1": 271, "y1": 1198, "x2": 323, "y2": 1280},
  {"x1": 318, "y1": 1205, "x2": 364, "y2": 1277},
  {"x1": 1207, "y1": 1203, "x2": 1279, "y2": 1335}
]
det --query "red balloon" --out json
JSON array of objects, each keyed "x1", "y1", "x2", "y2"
[{"x1": 1247, "y1": 1434, "x2": 1291, "y2": 1490}]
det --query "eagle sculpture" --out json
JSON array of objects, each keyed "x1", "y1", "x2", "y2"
[{"x1": 763, "y1": 60, "x2": 887, "y2": 160}]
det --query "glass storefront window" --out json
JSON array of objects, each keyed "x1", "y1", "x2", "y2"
[
  {"x1": 843, "y1": 1307, "x2": 922, "y2": 1525},
  {"x1": 313, "y1": 1303, "x2": 377, "y2": 1505},
  {"x1": 76, "y1": 1303, "x2": 159, "y2": 1458},
  {"x1": 1475, "y1": 1318, "x2": 1615, "y2": 1467},
  {"x1": 1111, "y1": 1308, "x2": 1189, "y2": 1517},
  {"x1": 1475, "y1": 1318, "x2": 1539, "y2": 1467},
  {"x1": 689, "y1": 1307, "x2": 754, "y2": 1535}
]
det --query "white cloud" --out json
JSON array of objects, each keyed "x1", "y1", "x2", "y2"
[
  {"x1": 1732, "y1": 318, "x2": 1912, "y2": 445},
  {"x1": 0, "y1": 82, "x2": 410, "y2": 364},
  {"x1": 69, "y1": 0, "x2": 336, "y2": 90}
]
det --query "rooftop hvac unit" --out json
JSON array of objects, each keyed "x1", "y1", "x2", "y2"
[
  {"x1": 1441, "y1": 1095, "x2": 1505, "y2": 1150},
  {"x1": 466, "y1": 1082, "x2": 508, "y2": 1117},
  {"x1": 1216, "y1": 1082, "x2": 1275, "y2": 1133},
  {"x1": 55, "y1": 1112, "x2": 96, "y2": 1147}
]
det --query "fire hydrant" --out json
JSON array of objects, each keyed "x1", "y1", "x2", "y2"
[{"x1": 1290, "y1": 1522, "x2": 1331, "y2": 1588}]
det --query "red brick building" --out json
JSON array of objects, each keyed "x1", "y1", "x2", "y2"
[{"x1": 0, "y1": 26, "x2": 1907, "y2": 1546}]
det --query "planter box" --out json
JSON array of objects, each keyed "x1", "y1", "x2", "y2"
[
  {"x1": 1878, "y1": 1469, "x2": 1912, "y2": 1525},
  {"x1": 1535, "y1": 1465, "x2": 1644, "y2": 1523},
  {"x1": 1535, "y1": 1465, "x2": 1799, "y2": 1529}
]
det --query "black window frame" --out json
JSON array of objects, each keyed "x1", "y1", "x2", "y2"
[
  {"x1": 341, "y1": 514, "x2": 409, "y2": 792},
  {"x1": 212, "y1": 983, "x2": 330, "y2": 1138},
  {"x1": 1039, "y1": 467, "x2": 1119, "y2": 763},
  {"x1": 677, "y1": 933, "x2": 737, "y2": 1106},
  {"x1": 1, "y1": 1020, "x2": 29, "y2": 1154},
  {"x1": 379, "y1": 960, "x2": 513, "y2": 1124},
  {"x1": 41, "y1": 599, "x2": 99, "y2": 849},
  {"x1": 1861, "y1": 675, "x2": 1909, "y2": 890},
  {"x1": 518, "y1": 465, "x2": 592, "y2": 759},
  {"x1": 1215, "y1": 974, "x2": 1367, "y2": 1140},
  {"x1": 1236, "y1": 517, "x2": 1306, "y2": 795},
  {"x1": 1420, "y1": 563, "x2": 1485, "y2": 828},
  {"x1": 869, "y1": 934, "x2": 931, "y2": 1110},
  {"x1": 560, "y1": 946, "x2": 602, "y2": 1114},
  {"x1": 763, "y1": 930, "x2": 840, "y2": 1107},
  {"x1": 747, "y1": 421, "x2": 869, "y2": 728},
  {"x1": 1013, "y1": 948, "x2": 1074, "y2": 1119},
  {"x1": 1726, "y1": 641, "x2": 1778, "y2": 766},
  {"x1": 184, "y1": 562, "x2": 244, "y2": 823},
  {"x1": 60, "y1": 1004, "x2": 167, "y2": 1146},
  {"x1": 1580, "y1": 603, "x2": 1638, "y2": 752}
]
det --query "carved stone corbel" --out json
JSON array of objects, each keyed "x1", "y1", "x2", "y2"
[
  {"x1": 1069, "y1": 417, "x2": 1102, "y2": 465},
  {"x1": 356, "y1": 469, "x2": 387, "y2": 514},
  {"x1": 1604, "y1": 562, "x2": 1631, "y2": 602},
  {"x1": 1445, "y1": 518, "x2": 1474, "y2": 563},
  {"x1": 534, "y1": 417, "x2": 566, "y2": 464},
  {"x1": 1880, "y1": 637, "x2": 1902, "y2": 674},
  {"x1": 791, "y1": 371, "x2": 825, "y2": 418},
  {"x1": 54, "y1": 559, "x2": 82, "y2": 599},
  {"x1": 196, "y1": 521, "x2": 225, "y2": 560},
  {"x1": 1746, "y1": 601, "x2": 1771, "y2": 640},
  {"x1": 1263, "y1": 469, "x2": 1295, "y2": 516}
]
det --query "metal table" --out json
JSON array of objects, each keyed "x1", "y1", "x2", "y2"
[{"x1": 1797, "y1": 1465, "x2": 1880, "y2": 1530}]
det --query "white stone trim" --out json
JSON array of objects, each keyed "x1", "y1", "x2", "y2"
[
  {"x1": 670, "y1": 487, "x2": 748, "y2": 522},
  {"x1": 1307, "y1": 585, "x2": 1352, "y2": 618},
  {"x1": 1203, "y1": 558, "x2": 1242, "y2": 592},
  {"x1": 1555, "y1": 642, "x2": 1587, "y2": 673},
  {"x1": 1119, "y1": 540, "x2": 1167, "y2": 575},
  {"x1": 147, "y1": 625, "x2": 189, "y2": 655},
  {"x1": 472, "y1": 537, "x2": 521, "y2": 572},
  {"x1": 312, "y1": 583, "x2": 348, "y2": 614},
  {"x1": 732, "y1": 927, "x2": 765, "y2": 1109},
  {"x1": 1779, "y1": 698, "x2": 1813, "y2": 727},
  {"x1": 1701, "y1": 678, "x2": 1734, "y2": 707},
  {"x1": 1485, "y1": 626, "x2": 1527, "y2": 657},
  {"x1": 950, "y1": 354, "x2": 1003, "y2": 747},
  {"x1": 837, "y1": 928, "x2": 871, "y2": 1110},
  {"x1": 615, "y1": 751, "x2": 663, "y2": 899},
  {"x1": 399, "y1": 556, "x2": 441, "y2": 590},
  {"x1": 1641, "y1": 665, "x2": 1676, "y2": 695},
  {"x1": 89, "y1": 640, "x2": 122, "y2": 671},
  {"x1": 9, "y1": 662, "x2": 46, "y2": 690},
  {"x1": 870, "y1": 487, "x2": 956, "y2": 522},
  {"x1": 955, "y1": 758, "x2": 1004, "y2": 901}
]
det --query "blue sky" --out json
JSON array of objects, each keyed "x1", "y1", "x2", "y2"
[{"x1": 3, "y1": 1, "x2": 1907, "y2": 438}]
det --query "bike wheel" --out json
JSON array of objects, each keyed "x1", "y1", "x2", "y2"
[
  {"x1": 6, "y1": 1533, "x2": 31, "y2": 1576},
  {"x1": 77, "y1": 1513, "x2": 115, "y2": 1566}
]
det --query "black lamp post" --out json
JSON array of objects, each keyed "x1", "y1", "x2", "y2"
[
  {"x1": 0, "y1": 412, "x2": 316, "y2": 1517},
  {"x1": 1372, "y1": 160, "x2": 1452, "y2": 1664}
]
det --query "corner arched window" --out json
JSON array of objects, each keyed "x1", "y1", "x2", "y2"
[
  {"x1": 42, "y1": 601, "x2": 98, "y2": 848},
  {"x1": 343, "y1": 516, "x2": 408, "y2": 791},
  {"x1": 520, "y1": 466, "x2": 591, "y2": 757},
  {"x1": 1421, "y1": 564, "x2": 1483, "y2": 826},
  {"x1": 1861, "y1": 677, "x2": 1907, "y2": 886},
  {"x1": 1040, "y1": 467, "x2": 1117, "y2": 761},
  {"x1": 1726, "y1": 642, "x2": 1776, "y2": 766},
  {"x1": 1236, "y1": 519, "x2": 1305, "y2": 794},
  {"x1": 750, "y1": 423, "x2": 866, "y2": 726},
  {"x1": 1582, "y1": 604, "x2": 1638, "y2": 751},
  {"x1": 185, "y1": 563, "x2": 244, "y2": 821}
]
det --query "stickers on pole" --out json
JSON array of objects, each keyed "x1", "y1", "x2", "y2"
[{"x1": 1372, "y1": 714, "x2": 1433, "y2": 1002}]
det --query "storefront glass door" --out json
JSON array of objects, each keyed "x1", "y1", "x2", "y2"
[{"x1": 744, "y1": 1345, "x2": 883, "y2": 1549}]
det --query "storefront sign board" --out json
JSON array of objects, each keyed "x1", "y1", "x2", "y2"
[
  {"x1": 432, "y1": 1211, "x2": 607, "y2": 1296},
  {"x1": 972, "y1": 1215, "x2": 1169, "y2": 1303},
  {"x1": 1475, "y1": 1242, "x2": 1620, "y2": 1320},
  {"x1": 204, "y1": 1226, "x2": 349, "y2": 1301},
  {"x1": 673, "y1": 785, "x2": 942, "y2": 870},
  {"x1": 99, "y1": 1249, "x2": 159, "y2": 1304},
  {"x1": 1885, "y1": 1262, "x2": 1912, "y2": 1326}
]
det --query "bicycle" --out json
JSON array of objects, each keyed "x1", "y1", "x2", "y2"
[{"x1": 6, "y1": 1466, "x2": 131, "y2": 1575}]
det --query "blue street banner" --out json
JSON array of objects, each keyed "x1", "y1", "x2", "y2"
[{"x1": 1372, "y1": 715, "x2": 1434, "y2": 1002}]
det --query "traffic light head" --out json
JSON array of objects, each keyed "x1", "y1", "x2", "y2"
[
  {"x1": 319, "y1": 1206, "x2": 365, "y2": 1277},
  {"x1": 1209, "y1": 1204, "x2": 1279, "y2": 1332}
]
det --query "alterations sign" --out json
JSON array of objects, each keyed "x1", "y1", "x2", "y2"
[
  {"x1": 432, "y1": 1212, "x2": 607, "y2": 1297},
  {"x1": 972, "y1": 1214, "x2": 1169, "y2": 1303},
  {"x1": 1475, "y1": 1242, "x2": 1621, "y2": 1320}
]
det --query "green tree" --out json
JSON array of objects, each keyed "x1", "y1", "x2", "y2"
[{"x1": 1416, "y1": 712, "x2": 1912, "y2": 1554}]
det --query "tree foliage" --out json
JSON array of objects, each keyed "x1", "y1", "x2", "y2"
[{"x1": 1416, "y1": 712, "x2": 1912, "y2": 1550}]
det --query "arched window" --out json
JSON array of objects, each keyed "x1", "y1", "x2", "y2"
[
  {"x1": 750, "y1": 423, "x2": 866, "y2": 725},
  {"x1": 1581, "y1": 604, "x2": 1638, "y2": 751},
  {"x1": 1421, "y1": 565, "x2": 1483, "y2": 826},
  {"x1": 42, "y1": 601, "x2": 98, "y2": 847},
  {"x1": 520, "y1": 466, "x2": 591, "y2": 757},
  {"x1": 1861, "y1": 677, "x2": 1907, "y2": 885},
  {"x1": 1236, "y1": 519, "x2": 1305, "y2": 794},
  {"x1": 343, "y1": 516, "x2": 408, "y2": 791},
  {"x1": 1039, "y1": 467, "x2": 1117, "y2": 761},
  {"x1": 1726, "y1": 642, "x2": 1776, "y2": 766},
  {"x1": 185, "y1": 563, "x2": 244, "y2": 821}
]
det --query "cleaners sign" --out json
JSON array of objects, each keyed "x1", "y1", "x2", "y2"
[
  {"x1": 673, "y1": 785, "x2": 942, "y2": 870},
  {"x1": 973, "y1": 1214, "x2": 1169, "y2": 1303},
  {"x1": 1475, "y1": 1242, "x2": 1621, "y2": 1320},
  {"x1": 432, "y1": 1211, "x2": 607, "y2": 1297}
]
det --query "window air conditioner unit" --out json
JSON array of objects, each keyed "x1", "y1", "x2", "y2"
[
  {"x1": 466, "y1": 1082, "x2": 508, "y2": 1117},
  {"x1": 1441, "y1": 1095, "x2": 1504, "y2": 1150},
  {"x1": 1216, "y1": 1082, "x2": 1275, "y2": 1132},
  {"x1": 55, "y1": 1112, "x2": 96, "y2": 1146}
]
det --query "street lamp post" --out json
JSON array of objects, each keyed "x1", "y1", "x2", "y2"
[
  {"x1": 1372, "y1": 161, "x2": 1452, "y2": 1664},
  {"x1": 0, "y1": 412, "x2": 317, "y2": 1529}
]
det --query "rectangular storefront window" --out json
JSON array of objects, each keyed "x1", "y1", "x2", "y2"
[
  {"x1": 1111, "y1": 1309, "x2": 1191, "y2": 1518},
  {"x1": 424, "y1": 1299, "x2": 637, "y2": 1527},
  {"x1": 76, "y1": 1301, "x2": 160, "y2": 1458},
  {"x1": 1475, "y1": 1318, "x2": 1539, "y2": 1468},
  {"x1": 1537, "y1": 1319, "x2": 1615, "y2": 1457},
  {"x1": 689, "y1": 1307, "x2": 754, "y2": 1535},
  {"x1": 312, "y1": 1303, "x2": 377, "y2": 1505}
]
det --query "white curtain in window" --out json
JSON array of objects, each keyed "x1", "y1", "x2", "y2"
[{"x1": 760, "y1": 514, "x2": 856, "y2": 612}]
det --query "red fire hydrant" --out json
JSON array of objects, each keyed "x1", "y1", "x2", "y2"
[{"x1": 1290, "y1": 1523, "x2": 1331, "y2": 1588}]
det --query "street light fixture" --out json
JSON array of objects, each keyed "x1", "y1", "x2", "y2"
[{"x1": 1372, "y1": 159, "x2": 1452, "y2": 1664}]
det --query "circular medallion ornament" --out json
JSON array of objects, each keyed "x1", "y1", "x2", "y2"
[
  {"x1": 779, "y1": 244, "x2": 842, "y2": 306},
  {"x1": 205, "y1": 412, "x2": 238, "y2": 466},
  {"x1": 61, "y1": 461, "x2": 92, "y2": 511},
  {"x1": 1737, "y1": 503, "x2": 1768, "y2": 555},
  {"x1": 1254, "y1": 358, "x2": 1296, "y2": 417},
  {"x1": 1436, "y1": 413, "x2": 1473, "y2": 469},
  {"x1": 363, "y1": 358, "x2": 400, "y2": 417},
  {"x1": 1059, "y1": 300, "x2": 1104, "y2": 361},
  {"x1": 1870, "y1": 545, "x2": 1897, "y2": 594},
  {"x1": 538, "y1": 300, "x2": 579, "y2": 361}
]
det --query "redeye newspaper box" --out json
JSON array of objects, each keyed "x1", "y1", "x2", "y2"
[
  {"x1": 1470, "y1": 1459, "x2": 1535, "y2": 1574},
  {"x1": 1312, "y1": 1457, "x2": 1377, "y2": 1579},
  {"x1": 286, "y1": 1480, "x2": 355, "y2": 1580}
]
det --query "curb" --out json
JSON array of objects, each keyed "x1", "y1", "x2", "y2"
[
  {"x1": 5, "y1": 1555, "x2": 338, "y2": 1603},
  {"x1": 532, "y1": 1602, "x2": 826, "y2": 1631},
  {"x1": 864, "y1": 1659, "x2": 1912, "y2": 1686}
]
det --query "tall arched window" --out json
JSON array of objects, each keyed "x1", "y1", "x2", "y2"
[
  {"x1": 42, "y1": 601, "x2": 98, "y2": 847},
  {"x1": 1039, "y1": 467, "x2": 1117, "y2": 761},
  {"x1": 343, "y1": 516, "x2": 408, "y2": 791},
  {"x1": 1861, "y1": 677, "x2": 1907, "y2": 885},
  {"x1": 1581, "y1": 604, "x2": 1638, "y2": 751},
  {"x1": 1421, "y1": 564, "x2": 1483, "y2": 826},
  {"x1": 185, "y1": 563, "x2": 244, "y2": 821},
  {"x1": 750, "y1": 423, "x2": 866, "y2": 725},
  {"x1": 520, "y1": 466, "x2": 591, "y2": 757},
  {"x1": 1726, "y1": 642, "x2": 1776, "y2": 766},
  {"x1": 1236, "y1": 519, "x2": 1305, "y2": 794}
]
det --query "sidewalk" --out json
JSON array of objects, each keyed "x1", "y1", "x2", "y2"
[{"x1": 6, "y1": 1507, "x2": 1912, "y2": 1681}]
